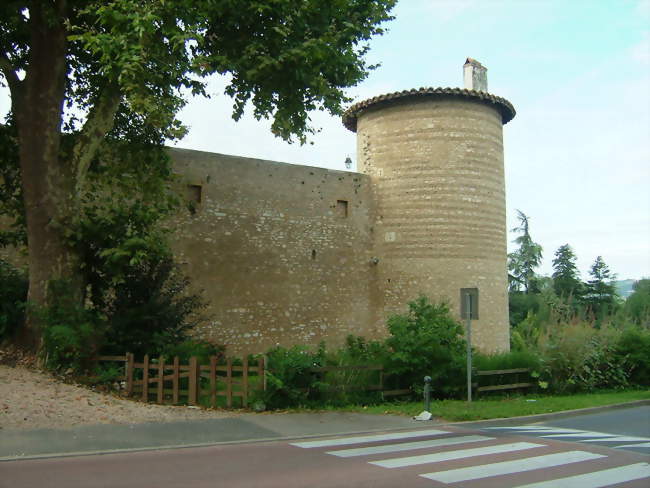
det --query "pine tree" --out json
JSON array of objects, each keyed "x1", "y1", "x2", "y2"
[
  {"x1": 585, "y1": 256, "x2": 618, "y2": 317},
  {"x1": 552, "y1": 244, "x2": 583, "y2": 299},
  {"x1": 508, "y1": 210, "x2": 543, "y2": 293}
]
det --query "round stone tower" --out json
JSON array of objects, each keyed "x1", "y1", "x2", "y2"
[{"x1": 343, "y1": 61, "x2": 515, "y2": 352}]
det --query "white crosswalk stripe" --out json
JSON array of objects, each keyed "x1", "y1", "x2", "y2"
[
  {"x1": 289, "y1": 428, "x2": 448, "y2": 448},
  {"x1": 513, "y1": 462, "x2": 650, "y2": 488},
  {"x1": 483, "y1": 425, "x2": 650, "y2": 451},
  {"x1": 326, "y1": 434, "x2": 492, "y2": 457},
  {"x1": 289, "y1": 428, "x2": 650, "y2": 487},
  {"x1": 419, "y1": 451, "x2": 605, "y2": 483},
  {"x1": 370, "y1": 441, "x2": 544, "y2": 468}
]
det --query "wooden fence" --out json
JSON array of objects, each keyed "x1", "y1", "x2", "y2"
[
  {"x1": 475, "y1": 368, "x2": 533, "y2": 395},
  {"x1": 308, "y1": 365, "x2": 411, "y2": 398},
  {"x1": 96, "y1": 354, "x2": 266, "y2": 408}
]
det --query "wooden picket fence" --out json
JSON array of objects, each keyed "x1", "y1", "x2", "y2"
[{"x1": 96, "y1": 354, "x2": 266, "y2": 408}]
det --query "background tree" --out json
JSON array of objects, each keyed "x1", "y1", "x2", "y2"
[
  {"x1": 552, "y1": 244, "x2": 584, "y2": 300},
  {"x1": 508, "y1": 210, "x2": 543, "y2": 293},
  {"x1": 0, "y1": 0, "x2": 396, "y2": 351},
  {"x1": 584, "y1": 256, "x2": 618, "y2": 318}
]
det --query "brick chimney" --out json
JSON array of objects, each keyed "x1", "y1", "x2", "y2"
[{"x1": 464, "y1": 58, "x2": 488, "y2": 92}]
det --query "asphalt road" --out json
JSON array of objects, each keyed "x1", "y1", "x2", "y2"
[{"x1": 1, "y1": 421, "x2": 648, "y2": 487}]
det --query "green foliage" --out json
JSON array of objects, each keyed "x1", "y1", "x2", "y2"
[
  {"x1": 584, "y1": 256, "x2": 619, "y2": 320},
  {"x1": 40, "y1": 280, "x2": 105, "y2": 372},
  {"x1": 534, "y1": 321, "x2": 629, "y2": 393},
  {"x1": 259, "y1": 345, "x2": 326, "y2": 409},
  {"x1": 615, "y1": 326, "x2": 650, "y2": 386},
  {"x1": 385, "y1": 296, "x2": 467, "y2": 398},
  {"x1": 552, "y1": 244, "x2": 584, "y2": 300},
  {"x1": 473, "y1": 350, "x2": 541, "y2": 372},
  {"x1": 622, "y1": 279, "x2": 650, "y2": 327},
  {"x1": 508, "y1": 210, "x2": 543, "y2": 293},
  {"x1": 100, "y1": 255, "x2": 208, "y2": 358},
  {"x1": 0, "y1": 259, "x2": 27, "y2": 340},
  {"x1": 160, "y1": 339, "x2": 225, "y2": 364}
]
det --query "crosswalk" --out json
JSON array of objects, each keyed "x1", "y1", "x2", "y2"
[
  {"x1": 483, "y1": 426, "x2": 650, "y2": 451},
  {"x1": 290, "y1": 428, "x2": 650, "y2": 486}
]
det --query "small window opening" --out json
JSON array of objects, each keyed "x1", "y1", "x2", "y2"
[
  {"x1": 311, "y1": 250, "x2": 316, "y2": 260},
  {"x1": 336, "y1": 199, "x2": 348, "y2": 218},
  {"x1": 187, "y1": 184, "x2": 202, "y2": 204}
]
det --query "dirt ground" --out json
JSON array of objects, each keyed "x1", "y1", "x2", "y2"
[{"x1": 0, "y1": 359, "x2": 238, "y2": 430}]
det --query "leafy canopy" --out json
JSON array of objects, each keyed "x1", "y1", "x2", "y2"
[{"x1": 1, "y1": 0, "x2": 396, "y2": 144}]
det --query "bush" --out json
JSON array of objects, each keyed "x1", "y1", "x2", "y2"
[
  {"x1": 535, "y1": 321, "x2": 628, "y2": 392},
  {"x1": 0, "y1": 259, "x2": 28, "y2": 341},
  {"x1": 257, "y1": 345, "x2": 326, "y2": 409},
  {"x1": 615, "y1": 326, "x2": 650, "y2": 387},
  {"x1": 384, "y1": 296, "x2": 467, "y2": 398},
  {"x1": 100, "y1": 256, "x2": 207, "y2": 357},
  {"x1": 160, "y1": 339, "x2": 225, "y2": 363}
]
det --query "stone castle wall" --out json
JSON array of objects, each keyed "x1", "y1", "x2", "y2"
[{"x1": 169, "y1": 148, "x2": 382, "y2": 355}]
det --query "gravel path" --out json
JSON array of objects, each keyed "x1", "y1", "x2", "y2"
[{"x1": 0, "y1": 365, "x2": 237, "y2": 430}]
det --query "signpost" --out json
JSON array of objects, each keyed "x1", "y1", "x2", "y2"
[{"x1": 460, "y1": 288, "x2": 478, "y2": 403}]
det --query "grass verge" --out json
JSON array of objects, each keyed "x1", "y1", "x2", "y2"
[{"x1": 307, "y1": 389, "x2": 650, "y2": 422}]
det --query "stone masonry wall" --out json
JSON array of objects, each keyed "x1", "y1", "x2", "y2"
[
  {"x1": 168, "y1": 148, "x2": 380, "y2": 356},
  {"x1": 355, "y1": 97, "x2": 510, "y2": 352}
]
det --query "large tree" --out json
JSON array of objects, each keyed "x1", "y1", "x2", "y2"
[
  {"x1": 0, "y1": 0, "x2": 396, "y2": 350},
  {"x1": 507, "y1": 210, "x2": 543, "y2": 293}
]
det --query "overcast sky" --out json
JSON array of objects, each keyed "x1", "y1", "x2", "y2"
[{"x1": 2, "y1": 0, "x2": 648, "y2": 281}]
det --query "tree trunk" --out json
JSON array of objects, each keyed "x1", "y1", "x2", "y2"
[{"x1": 14, "y1": 2, "x2": 83, "y2": 352}]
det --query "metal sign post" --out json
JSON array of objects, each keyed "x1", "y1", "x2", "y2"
[{"x1": 466, "y1": 292, "x2": 472, "y2": 403}]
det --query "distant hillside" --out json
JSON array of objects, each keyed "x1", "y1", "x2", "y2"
[{"x1": 615, "y1": 279, "x2": 637, "y2": 299}]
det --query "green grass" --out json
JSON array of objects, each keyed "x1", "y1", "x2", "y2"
[{"x1": 298, "y1": 390, "x2": 650, "y2": 422}]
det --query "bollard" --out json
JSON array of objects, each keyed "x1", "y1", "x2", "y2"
[{"x1": 423, "y1": 376, "x2": 432, "y2": 412}]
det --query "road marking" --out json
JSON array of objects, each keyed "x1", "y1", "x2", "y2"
[
  {"x1": 539, "y1": 432, "x2": 620, "y2": 438},
  {"x1": 326, "y1": 435, "x2": 493, "y2": 458},
  {"x1": 419, "y1": 450, "x2": 605, "y2": 483},
  {"x1": 615, "y1": 442, "x2": 650, "y2": 448},
  {"x1": 290, "y1": 429, "x2": 449, "y2": 448},
  {"x1": 370, "y1": 441, "x2": 543, "y2": 468},
  {"x1": 512, "y1": 462, "x2": 650, "y2": 488},
  {"x1": 582, "y1": 435, "x2": 650, "y2": 443}
]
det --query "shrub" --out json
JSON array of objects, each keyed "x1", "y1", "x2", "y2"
[
  {"x1": 0, "y1": 259, "x2": 28, "y2": 341},
  {"x1": 615, "y1": 326, "x2": 650, "y2": 387},
  {"x1": 100, "y1": 256, "x2": 207, "y2": 357},
  {"x1": 535, "y1": 321, "x2": 628, "y2": 392},
  {"x1": 257, "y1": 345, "x2": 326, "y2": 409},
  {"x1": 159, "y1": 339, "x2": 225, "y2": 363},
  {"x1": 384, "y1": 296, "x2": 467, "y2": 398}
]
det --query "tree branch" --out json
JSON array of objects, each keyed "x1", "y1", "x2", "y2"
[{"x1": 72, "y1": 82, "x2": 122, "y2": 193}]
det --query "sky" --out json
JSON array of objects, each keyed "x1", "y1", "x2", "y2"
[{"x1": 1, "y1": 0, "x2": 649, "y2": 281}]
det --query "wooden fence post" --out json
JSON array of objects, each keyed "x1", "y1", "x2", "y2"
[
  {"x1": 126, "y1": 352, "x2": 134, "y2": 396},
  {"x1": 260, "y1": 355, "x2": 267, "y2": 392},
  {"x1": 242, "y1": 357, "x2": 249, "y2": 408},
  {"x1": 226, "y1": 358, "x2": 233, "y2": 408},
  {"x1": 142, "y1": 354, "x2": 149, "y2": 402},
  {"x1": 209, "y1": 355, "x2": 217, "y2": 408},
  {"x1": 172, "y1": 356, "x2": 180, "y2": 404},
  {"x1": 188, "y1": 356, "x2": 198, "y2": 405},
  {"x1": 157, "y1": 355, "x2": 165, "y2": 404}
]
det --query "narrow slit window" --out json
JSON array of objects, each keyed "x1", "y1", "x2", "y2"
[
  {"x1": 311, "y1": 250, "x2": 316, "y2": 260},
  {"x1": 336, "y1": 199, "x2": 348, "y2": 218}
]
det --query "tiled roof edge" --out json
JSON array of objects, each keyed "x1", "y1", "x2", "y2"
[{"x1": 342, "y1": 87, "x2": 516, "y2": 132}]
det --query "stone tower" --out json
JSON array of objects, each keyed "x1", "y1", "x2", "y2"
[{"x1": 343, "y1": 61, "x2": 515, "y2": 352}]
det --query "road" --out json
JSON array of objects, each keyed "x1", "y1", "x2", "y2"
[{"x1": 2, "y1": 411, "x2": 649, "y2": 488}]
